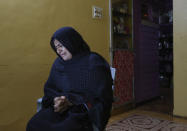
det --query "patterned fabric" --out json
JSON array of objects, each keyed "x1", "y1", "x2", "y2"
[
  {"x1": 106, "y1": 114, "x2": 187, "y2": 131},
  {"x1": 113, "y1": 50, "x2": 134, "y2": 106}
]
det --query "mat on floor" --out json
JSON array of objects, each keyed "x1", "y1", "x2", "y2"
[{"x1": 106, "y1": 114, "x2": 187, "y2": 131}]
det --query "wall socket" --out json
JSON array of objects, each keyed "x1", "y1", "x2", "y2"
[{"x1": 92, "y1": 6, "x2": 103, "y2": 19}]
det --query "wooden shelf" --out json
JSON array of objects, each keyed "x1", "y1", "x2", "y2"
[
  {"x1": 113, "y1": 11, "x2": 131, "y2": 17},
  {"x1": 141, "y1": 19, "x2": 159, "y2": 28},
  {"x1": 112, "y1": 48, "x2": 134, "y2": 52},
  {"x1": 111, "y1": 0, "x2": 133, "y2": 62},
  {"x1": 160, "y1": 23, "x2": 173, "y2": 27},
  {"x1": 114, "y1": 33, "x2": 131, "y2": 37}
]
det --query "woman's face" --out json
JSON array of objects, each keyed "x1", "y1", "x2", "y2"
[{"x1": 54, "y1": 39, "x2": 72, "y2": 61}]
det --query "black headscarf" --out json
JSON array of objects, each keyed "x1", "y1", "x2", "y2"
[{"x1": 50, "y1": 27, "x2": 90, "y2": 57}]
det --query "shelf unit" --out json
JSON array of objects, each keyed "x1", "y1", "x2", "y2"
[
  {"x1": 111, "y1": 0, "x2": 133, "y2": 52},
  {"x1": 158, "y1": 23, "x2": 173, "y2": 88},
  {"x1": 111, "y1": 0, "x2": 134, "y2": 108}
]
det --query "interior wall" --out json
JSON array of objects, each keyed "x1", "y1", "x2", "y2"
[
  {"x1": 0, "y1": 0, "x2": 110, "y2": 130},
  {"x1": 173, "y1": 0, "x2": 187, "y2": 117}
]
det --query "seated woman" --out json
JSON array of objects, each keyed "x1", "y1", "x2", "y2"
[{"x1": 26, "y1": 27, "x2": 113, "y2": 131}]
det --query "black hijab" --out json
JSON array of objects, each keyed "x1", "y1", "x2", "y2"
[{"x1": 50, "y1": 27, "x2": 90, "y2": 58}]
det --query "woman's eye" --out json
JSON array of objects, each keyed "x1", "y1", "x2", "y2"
[{"x1": 57, "y1": 44, "x2": 62, "y2": 48}]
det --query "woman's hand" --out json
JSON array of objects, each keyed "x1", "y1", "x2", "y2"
[{"x1": 53, "y1": 96, "x2": 72, "y2": 113}]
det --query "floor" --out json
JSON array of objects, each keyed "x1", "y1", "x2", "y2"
[
  {"x1": 136, "y1": 88, "x2": 173, "y2": 114},
  {"x1": 109, "y1": 87, "x2": 187, "y2": 126},
  {"x1": 108, "y1": 109, "x2": 187, "y2": 125}
]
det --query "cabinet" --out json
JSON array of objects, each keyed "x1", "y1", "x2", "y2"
[
  {"x1": 112, "y1": 0, "x2": 133, "y2": 51},
  {"x1": 134, "y1": 0, "x2": 161, "y2": 103},
  {"x1": 111, "y1": 0, "x2": 134, "y2": 107}
]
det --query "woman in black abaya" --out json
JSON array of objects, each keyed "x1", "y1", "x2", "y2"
[{"x1": 26, "y1": 27, "x2": 113, "y2": 131}]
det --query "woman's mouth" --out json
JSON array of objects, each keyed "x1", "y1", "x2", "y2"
[{"x1": 60, "y1": 53, "x2": 66, "y2": 56}]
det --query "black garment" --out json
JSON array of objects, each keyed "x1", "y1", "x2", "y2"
[
  {"x1": 26, "y1": 27, "x2": 113, "y2": 131},
  {"x1": 27, "y1": 106, "x2": 93, "y2": 131}
]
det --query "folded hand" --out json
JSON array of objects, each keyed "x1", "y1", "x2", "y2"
[{"x1": 53, "y1": 96, "x2": 72, "y2": 113}]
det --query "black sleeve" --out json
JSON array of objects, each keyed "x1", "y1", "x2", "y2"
[
  {"x1": 88, "y1": 65, "x2": 113, "y2": 131},
  {"x1": 42, "y1": 62, "x2": 60, "y2": 109}
]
